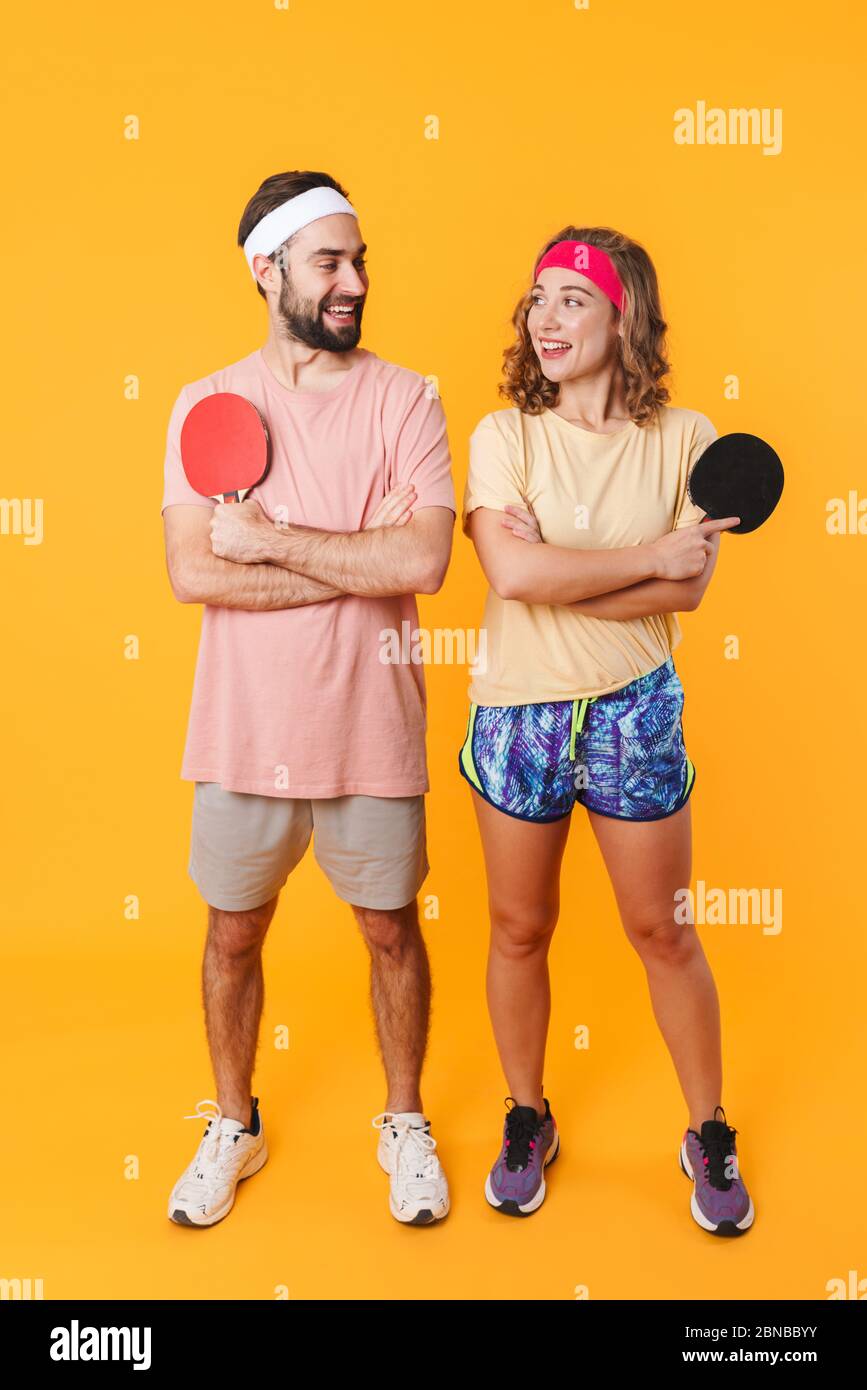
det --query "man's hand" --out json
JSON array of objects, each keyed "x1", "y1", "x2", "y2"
[
  {"x1": 210, "y1": 498, "x2": 279, "y2": 564},
  {"x1": 364, "y1": 483, "x2": 416, "y2": 529},
  {"x1": 164, "y1": 503, "x2": 343, "y2": 610},
  {"x1": 501, "y1": 499, "x2": 542, "y2": 543},
  {"x1": 209, "y1": 485, "x2": 418, "y2": 566}
]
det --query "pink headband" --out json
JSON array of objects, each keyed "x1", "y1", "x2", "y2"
[{"x1": 533, "y1": 240, "x2": 625, "y2": 313}]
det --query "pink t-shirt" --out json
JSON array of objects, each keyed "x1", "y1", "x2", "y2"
[{"x1": 161, "y1": 346, "x2": 456, "y2": 798}]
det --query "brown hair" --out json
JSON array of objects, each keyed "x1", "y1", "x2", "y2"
[
  {"x1": 237, "y1": 170, "x2": 352, "y2": 300},
  {"x1": 499, "y1": 225, "x2": 671, "y2": 427}
]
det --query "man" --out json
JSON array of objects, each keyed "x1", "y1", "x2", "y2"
[{"x1": 161, "y1": 171, "x2": 455, "y2": 1228}]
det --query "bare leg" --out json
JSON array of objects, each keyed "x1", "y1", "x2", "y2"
[
  {"x1": 471, "y1": 790, "x2": 572, "y2": 1115},
  {"x1": 352, "y1": 899, "x2": 431, "y2": 1114},
  {"x1": 201, "y1": 894, "x2": 279, "y2": 1125},
  {"x1": 586, "y1": 801, "x2": 722, "y2": 1131}
]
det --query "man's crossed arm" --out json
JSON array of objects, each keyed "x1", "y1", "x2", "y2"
[{"x1": 164, "y1": 484, "x2": 455, "y2": 610}]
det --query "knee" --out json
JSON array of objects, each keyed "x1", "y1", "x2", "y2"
[
  {"x1": 207, "y1": 896, "x2": 277, "y2": 958},
  {"x1": 353, "y1": 902, "x2": 419, "y2": 959},
  {"x1": 626, "y1": 911, "x2": 695, "y2": 964},
  {"x1": 490, "y1": 902, "x2": 558, "y2": 958}
]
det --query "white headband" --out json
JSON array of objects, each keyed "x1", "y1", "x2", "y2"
[{"x1": 243, "y1": 187, "x2": 358, "y2": 278}]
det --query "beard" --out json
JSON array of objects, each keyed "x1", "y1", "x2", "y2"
[{"x1": 276, "y1": 274, "x2": 365, "y2": 352}]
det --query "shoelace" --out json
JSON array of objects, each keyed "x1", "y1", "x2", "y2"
[
  {"x1": 183, "y1": 1099, "x2": 244, "y2": 1189},
  {"x1": 503, "y1": 1098, "x2": 542, "y2": 1172},
  {"x1": 372, "y1": 1114, "x2": 440, "y2": 1180},
  {"x1": 699, "y1": 1106, "x2": 739, "y2": 1191}
]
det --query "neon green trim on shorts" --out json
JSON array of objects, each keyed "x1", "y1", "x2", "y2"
[
  {"x1": 460, "y1": 703, "x2": 483, "y2": 792},
  {"x1": 684, "y1": 755, "x2": 695, "y2": 797}
]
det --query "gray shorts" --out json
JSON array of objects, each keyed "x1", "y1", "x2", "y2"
[{"x1": 189, "y1": 782, "x2": 429, "y2": 913}]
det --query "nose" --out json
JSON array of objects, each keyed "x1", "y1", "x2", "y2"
[
  {"x1": 339, "y1": 264, "x2": 367, "y2": 296},
  {"x1": 536, "y1": 304, "x2": 560, "y2": 331}
]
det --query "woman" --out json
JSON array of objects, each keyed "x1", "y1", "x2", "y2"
[{"x1": 459, "y1": 226, "x2": 754, "y2": 1236}]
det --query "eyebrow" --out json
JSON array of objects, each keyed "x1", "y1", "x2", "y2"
[
  {"x1": 531, "y1": 282, "x2": 594, "y2": 294},
  {"x1": 307, "y1": 243, "x2": 368, "y2": 259}
]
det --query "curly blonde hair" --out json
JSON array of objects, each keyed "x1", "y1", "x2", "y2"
[{"x1": 500, "y1": 225, "x2": 671, "y2": 427}]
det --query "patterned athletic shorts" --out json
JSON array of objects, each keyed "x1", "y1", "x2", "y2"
[{"x1": 458, "y1": 655, "x2": 696, "y2": 824}]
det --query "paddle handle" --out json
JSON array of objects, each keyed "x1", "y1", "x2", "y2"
[{"x1": 210, "y1": 489, "x2": 252, "y2": 504}]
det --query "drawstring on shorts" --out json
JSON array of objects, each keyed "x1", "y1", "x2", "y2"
[{"x1": 568, "y1": 696, "x2": 598, "y2": 761}]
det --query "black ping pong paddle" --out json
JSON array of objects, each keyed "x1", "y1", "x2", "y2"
[{"x1": 687, "y1": 433, "x2": 784, "y2": 535}]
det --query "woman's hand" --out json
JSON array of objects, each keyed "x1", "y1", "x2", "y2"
[
  {"x1": 501, "y1": 500, "x2": 542, "y2": 543},
  {"x1": 649, "y1": 516, "x2": 739, "y2": 580}
]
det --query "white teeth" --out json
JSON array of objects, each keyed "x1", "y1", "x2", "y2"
[{"x1": 541, "y1": 339, "x2": 570, "y2": 350}]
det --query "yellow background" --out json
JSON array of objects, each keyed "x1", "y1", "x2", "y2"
[{"x1": 2, "y1": 0, "x2": 866, "y2": 1300}]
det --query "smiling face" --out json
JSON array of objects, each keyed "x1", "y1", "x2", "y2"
[
  {"x1": 271, "y1": 212, "x2": 369, "y2": 352},
  {"x1": 527, "y1": 267, "x2": 620, "y2": 383}
]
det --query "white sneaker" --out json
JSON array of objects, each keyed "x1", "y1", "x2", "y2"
[
  {"x1": 372, "y1": 1111, "x2": 450, "y2": 1225},
  {"x1": 168, "y1": 1097, "x2": 267, "y2": 1227}
]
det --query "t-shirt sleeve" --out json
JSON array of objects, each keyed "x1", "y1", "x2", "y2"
[
  {"x1": 674, "y1": 412, "x2": 718, "y2": 529},
  {"x1": 389, "y1": 381, "x2": 456, "y2": 513},
  {"x1": 160, "y1": 384, "x2": 215, "y2": 515},
  {"x1": 462, "y1": 416, "x2": 526, "y2": 534}
]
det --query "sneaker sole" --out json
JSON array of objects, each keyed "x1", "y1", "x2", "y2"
[
  {"x1": 168, "y1": 1138, "x2": 268, "y2": 1228},
  {"x1": 388, "y1": 1195, "x2": 450, "y2": 1225},
  {"x1": 485, "y1": 1131, "x2": 560, "y2": 1217},
  {"x1": 679, "y1": 1139, "x2": 754, "y2": 1237}
]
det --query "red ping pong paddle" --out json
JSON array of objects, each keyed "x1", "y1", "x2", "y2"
[{"x1": 180, "y1": 392, "x2": 271, "y2": 503}]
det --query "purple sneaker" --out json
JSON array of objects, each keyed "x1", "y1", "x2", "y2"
[
  {"x1": 485, "y1": 1097, "x2": 560, "y2": 1216},
  {"x1": 679, "y1": 1105, "x2": 755, "y2": 1237}
]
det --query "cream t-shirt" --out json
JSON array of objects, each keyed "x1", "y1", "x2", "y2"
[{"x1": 462, "y1": 404, "x2": 716, "y2": 704}]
